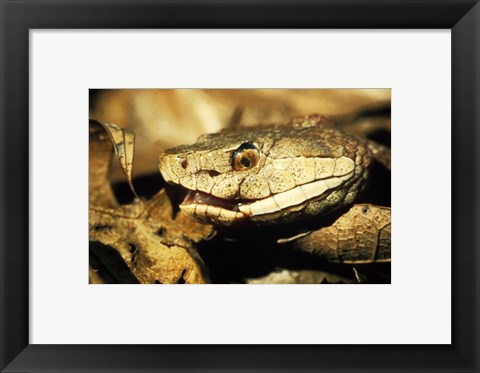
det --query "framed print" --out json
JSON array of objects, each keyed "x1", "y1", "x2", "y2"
[{"x1": 1, "y1": 0, "x2": 479, "y2": 372}]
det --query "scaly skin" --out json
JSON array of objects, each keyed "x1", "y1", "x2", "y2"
[
  {"x1": 159, "y1": 115, "x2": 373, "y2": 226},
  {"x1": 290, "y1": 204, "x2": 391, "y2": 264}
]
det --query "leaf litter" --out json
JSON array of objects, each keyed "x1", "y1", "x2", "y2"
[{"x1": 89, "y1": 120, "x2": 213, "y2": 284}]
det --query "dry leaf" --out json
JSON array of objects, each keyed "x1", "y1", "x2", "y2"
[
  {"x1": 89, "y1": 200, "x2": 210, "y2": 284},
  {"x1": 89, "y1": 120, "x2": 118, "y2": 208},
  {"x1": 246, "y1": 269, "x2": 355, "y2": 284},
  {"x1": 89, "y1": 119, "x2": 137, "y2": 199},
  {"x1": 89, "y1": 120, "x2": 214, "y2": 284},
  {"x1": 139, "y1": 189, "x2": 214, "y2": 244}
]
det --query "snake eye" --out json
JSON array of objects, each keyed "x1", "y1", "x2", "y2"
[{"x1": 233, "y1": 142, "x2": 259, "y2": 171}]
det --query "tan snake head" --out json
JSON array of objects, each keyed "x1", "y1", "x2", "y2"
[{"x1": 159, "y1": 115, "x2": 373, "y2": 226}]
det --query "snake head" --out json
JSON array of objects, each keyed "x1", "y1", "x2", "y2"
[{"x1": 159, "y1": 118, "x2": 373, "y2": 226}]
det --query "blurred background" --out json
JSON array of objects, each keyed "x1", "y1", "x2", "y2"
[{"x1": 90, "y1": 89, "x2": 391, "y2": 181}]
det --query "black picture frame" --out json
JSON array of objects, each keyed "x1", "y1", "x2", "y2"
[{"x1": 1, "y1": 1, "x2": 479, "y2": 372}]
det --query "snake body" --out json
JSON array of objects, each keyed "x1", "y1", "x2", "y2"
[{"x1": 159, "y1": 115, "x2": 373, "y2": 226}]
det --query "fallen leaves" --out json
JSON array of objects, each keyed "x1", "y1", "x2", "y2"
[{"x1": 89, "y1": 120, "x2": 213, "y2": 284}]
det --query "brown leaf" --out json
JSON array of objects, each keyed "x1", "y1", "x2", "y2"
[
  {"x1": 246, "y1": 269, "x2": 355, "y2": 284},
  {"x1": 139, "y1": 189, "x2": 214, "y2": 244},
  {"x1": 90, "y1": 119, "x2": 138, "y2": 198},
  {"x1": 89, "y1": 119, "x2": 214, "y2": 284},
  {"x1": 89, "y1": 198, "x2": 210, "y2": 284},
  {"x1": 89, "y1": 120, "x2": 118, "y2": 208}
]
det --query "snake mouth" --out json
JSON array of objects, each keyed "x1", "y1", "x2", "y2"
[
  {"x1": 179, "y1": 171, "x2": 353, "y2": 226},
  {"x1": 180, "y1": 190, "x2": 248, "y2": 225},
  {"x1": 183, "y1": 190, "x2": 240, "y2": 211}
]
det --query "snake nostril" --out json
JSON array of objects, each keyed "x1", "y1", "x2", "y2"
[{"x1": 181, "y1": 159, "x2": 188, "y2": 169}]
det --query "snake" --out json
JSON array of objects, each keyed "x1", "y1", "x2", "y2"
[{"x1": 158, "y1": 115, "x2": 374, "y2": 226}]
